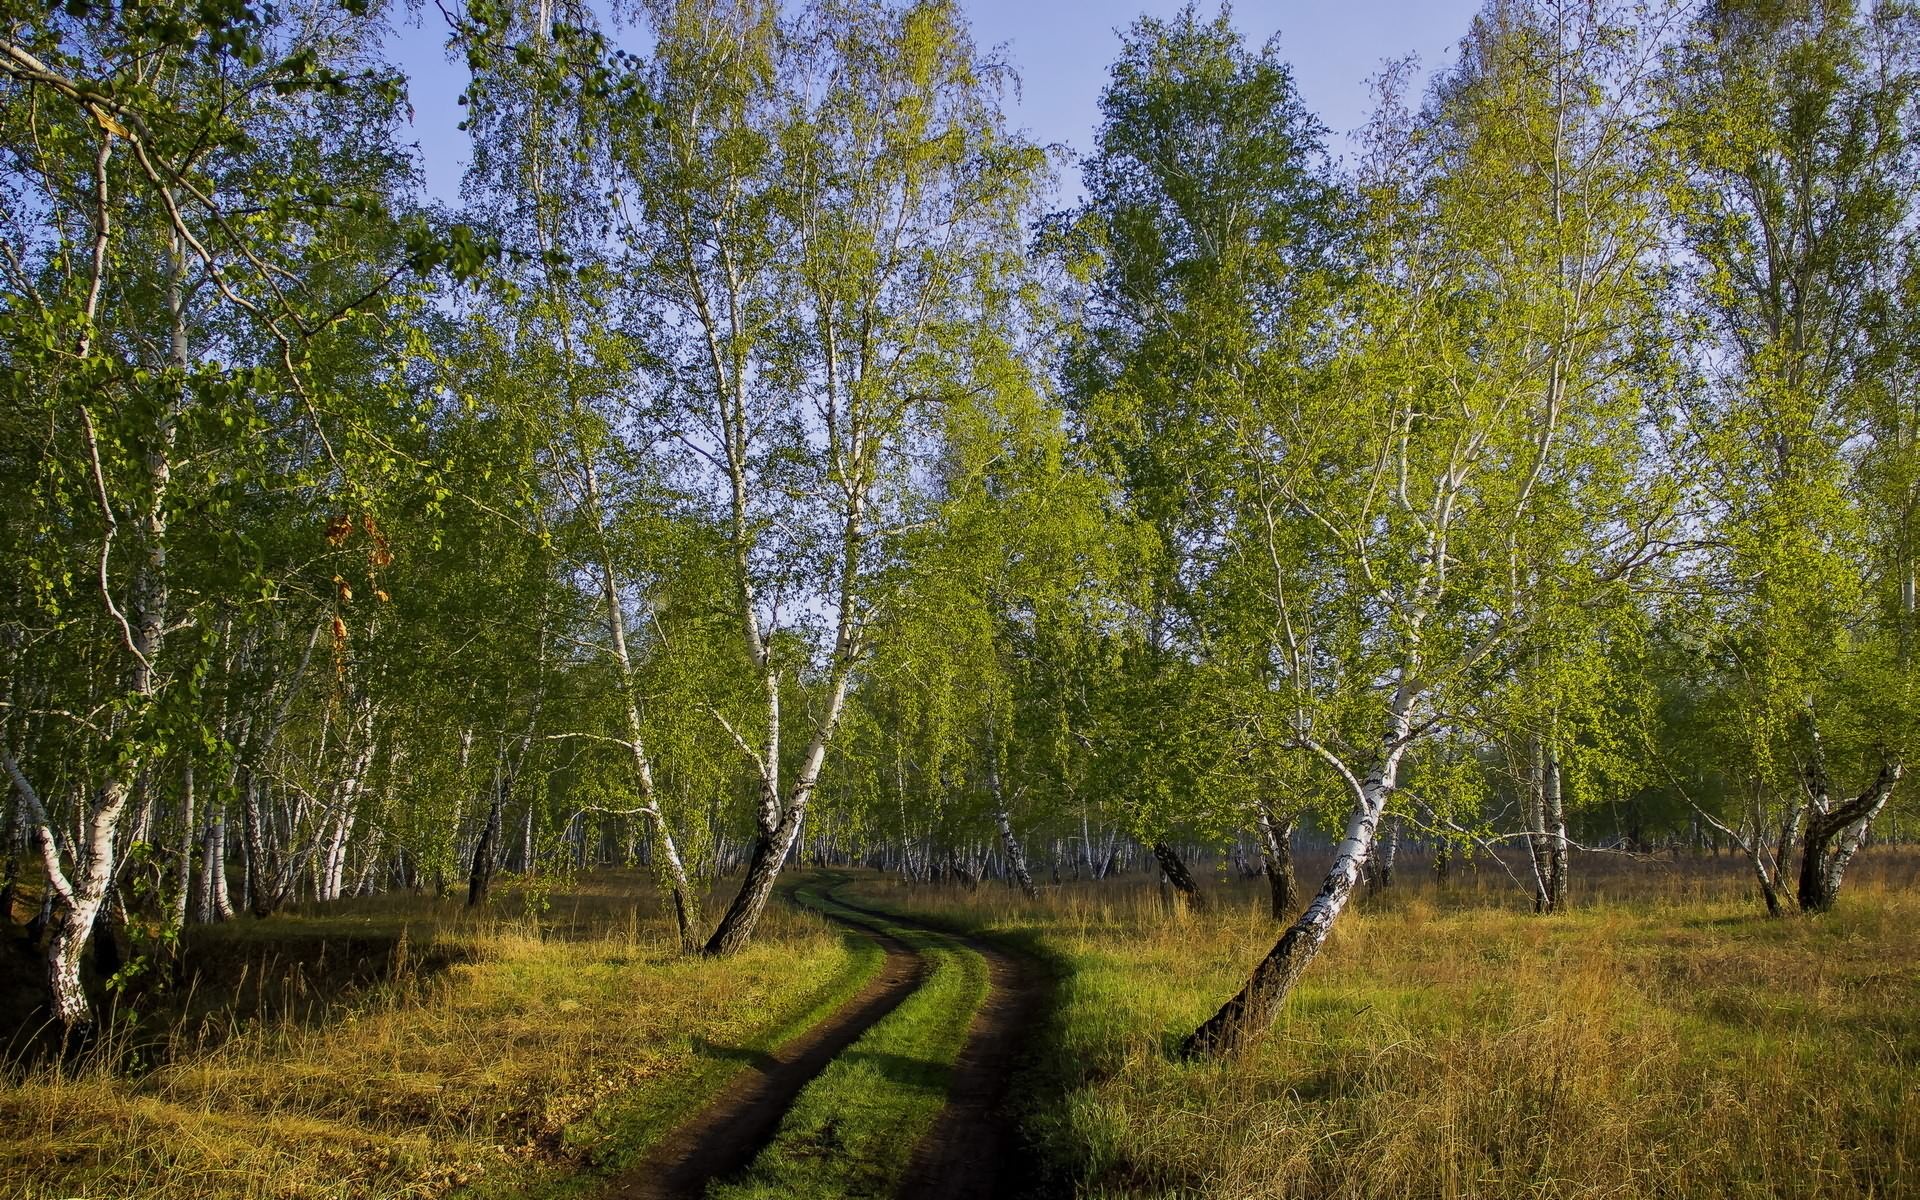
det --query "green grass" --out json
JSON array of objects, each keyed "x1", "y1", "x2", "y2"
[
  {"x1": 709, "y1": 878, "x2": 990, "y2": 1200},
  {"x1": 0, "y1": 871, "x2": 883, "y2": 1200},
  {"x1": 847, "y1": 851, "x2": 1920, "y2": 1199}
]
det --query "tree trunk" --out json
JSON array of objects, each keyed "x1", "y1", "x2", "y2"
[
  {"x1": 15, "y1": 773, "x2": 132, "y2": 1038},
  {"x1": 994, "y1": 805, "x2": 1038, "y2": 900},
  {"x1": 1151, "y1": 842, "x2": 1207, "y2": 911},
  {"x1": 1184, "y1": 787, "x2": 1393, "y2": 1055},
  {"x1": 468, "y1": 765, "x2": 504, "y2": 908},
  {"x1": 953, "y1": 847, "x2": 982, "y2": 891},
  {"x1": 1826, "y1": 812, "x2": 1876, "y2": 897},
  {"x1": 350, "y1": 830, "x2": 383, "y2": 898},
  {"x1": 0, "y1": 166, "x2": 189, "y2": 1038},
  {"x1": 1183, "y1": 695, "x2": 1414, "y2": 1058},
  {"x1": 320, "y1": 701, "x2": 377, "y2": 903},
  {"x1": 1774, "y1": 797, "x2": 1805, "y2": 899},
  {"x1": 4, "y1": 755, "x2": 137, "y2": 1038},
  {"x1": 236, "y1": 820, "x2": 253, "y2": 915},
  {"x1": 241, "y1": 771, "x2": 281, "y2": 918},
  {"x1": 1525, "y1": 735, "x2": 1552, "y2": 911},
  {"x1": 1544, "y1": 752, "x2": 1568, "y2": 909},
  {"x1": 1739, "y1": 789, "x2": 1787, "y2": 917},
  {"x1": 320, "y1": 809, "x2": 356, "y2": 903},
  {"x1": 1798, "y1": 760, "x2": 1901, "y2": 913},
  {"x1": 985, "y1": 744, "x2": 1037, "y2": 899},
  {"x1": 702, "y1": 587, "x2": 857, "y2": 955},
  {"x1": 640, "y1": 802, "x2": 700, "y2": 950},
  {"x1": 170, "y1": 763, "x2": 194, "y2": 934},
  {"x1": 205, "y1": 804, "x2": 233, "y2": 921},
  {"x1": 1254, "y1": 808, "x2": 1296, "y2": 919},
  {"x1": 1377, "y1": 814, "x2": 1401, "y2": 888},
  {"x1": 0, "y1": 810, "x2": 17, "y2": 926},
  {"x1": 703, "y1": 804, "x2": 804, "y2": 956},
  {"x1": 45, "y1": 897, "x2": 100, "y2": 1035}
]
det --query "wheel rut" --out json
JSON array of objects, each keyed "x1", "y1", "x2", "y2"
[
  {"x1": 600, "y1": 878, "x2": 1048, "y2": 1200},
  {"x1": 828, "y1": 891, "x2": 1050, "y2": 1200},
  {"x1": 602, "y1": 894, "x2": 924, "y2": 1200}
]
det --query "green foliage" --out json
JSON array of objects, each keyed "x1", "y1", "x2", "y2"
[
  {"x1": 6, "y1": 0, "x2": 1920, "y2": 1018},
  {"x1": 1657, "y1": 0, "x2": 1920, "y2": 833}
]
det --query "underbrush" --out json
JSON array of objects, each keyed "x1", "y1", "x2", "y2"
[
  {"x1": 852, "y1": 849, "x2": 1920, "y2": 1199},
  {"x1": 0, "y1": 871, "x2": 869, "y2": 1200}
]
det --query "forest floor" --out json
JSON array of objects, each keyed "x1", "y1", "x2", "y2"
[
  {"x1": 2, "y1": 851, "x2": 1918, "y2": 1199},
  {"x1": 0, "y1": 873, "x2": 886, "y2": 1199}
]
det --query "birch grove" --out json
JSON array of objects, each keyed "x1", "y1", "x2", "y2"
[{"x1": 1, "y1": 0, "x2": 1915, "y2": 1050}]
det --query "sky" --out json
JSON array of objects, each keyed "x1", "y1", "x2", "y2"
[{"x1": 382, "y1": 1, "x2": 1487, "y2": 206}]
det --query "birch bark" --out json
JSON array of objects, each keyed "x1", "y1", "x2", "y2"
[
  {"x1": 985, "y1": 724, "x2": 1038, "y2": 899},
  {"x1": 1254, "y1": 808, "x2": 1297, "y2": 918},
  {"x1": 1183, "y1": 688, "x2": 1418, "y2": 1057}
]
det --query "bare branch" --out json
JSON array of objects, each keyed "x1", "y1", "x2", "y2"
[{"x1": 77, "y1": 406, "x2": 149, "y2": 675}]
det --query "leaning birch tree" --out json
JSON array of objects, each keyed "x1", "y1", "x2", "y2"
[{"x1": 1180, "y1": 0, "x2": 1679, "y2": 1056}]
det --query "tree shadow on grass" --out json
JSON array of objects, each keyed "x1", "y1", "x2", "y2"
[
  {"x1": 2, "y1": 921, "x2": 469, "y2": 1076},
  {"x1": 687, "y1": 1036, "x2": 950, "y2": 1095},
  {"x1": 831, "y1": 1046, "x2": 953, "y2": 1094},
  {"x1": 688, "y1": 1035, "x2": 780, "y2": 1074}
]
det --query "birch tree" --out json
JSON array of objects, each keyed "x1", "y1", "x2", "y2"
[
  {"x1": 608, "y1": 0, "x2": 1045, "y2": 954},
  {"x1": 1663, "y1": 0, "x2": 1919, "y2": 913},
  {"x1": 1178, "y1": 0, "x2": 1678, "y2": 1056}
]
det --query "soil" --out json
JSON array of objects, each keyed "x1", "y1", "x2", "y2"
[
  {"x1": 602, "y1": 901, "x2": 925, "y2": 1200},
  {"x1": 602, "y1": 878, "x2": 1050, "y2": 1200}
]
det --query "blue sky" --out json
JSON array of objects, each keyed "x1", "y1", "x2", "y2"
[{"x1": 383, "y1": 1, "x2": 1487, "y2": 205}]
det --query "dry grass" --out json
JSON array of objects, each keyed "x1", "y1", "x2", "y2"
[
  {"x1": 0, "y1": 871, "x2": 868, "y2": 1200},
  {"x1": 851, "y1": 848, "x2": 1920, "y2": 1199},
  {"x1": 9, "y1": 852, "x2": 1916, "y2": 1199}
]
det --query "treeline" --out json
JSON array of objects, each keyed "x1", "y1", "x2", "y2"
[{"x1": 2, "y1": 0, "x2": 1916, "y2": 1052}]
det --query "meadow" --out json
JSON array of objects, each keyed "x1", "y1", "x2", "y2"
[
  {"x1": 855, "y1": 850, "x2": 1920, "y2": 1199},
  {"x1": 4, "y1": 850, "x2": 1918, "y2": 1199},
  {"x1": 0, "y1": 874, "x2": 878, "y2": 1200}
]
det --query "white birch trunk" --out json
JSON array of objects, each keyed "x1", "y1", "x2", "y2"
[
  {"x1": 1183, "y1": 686, "x2": 1416, "y2": 1057},
  {"x1": 1544, "y1": 750, "x2": 1568, "y2": 909},
  {"x1": 171, "y1": 763, "x2": 194, "y2": 933},
  {"x1": 984, "y1": 731, "x2": 1036, "y2": 899},
  {"x1": 198, "y1": 804, "x2": 229, "y2": 923},
  {"x1": 5, "y1": 176, "x2": 191, "y2": 1033}
]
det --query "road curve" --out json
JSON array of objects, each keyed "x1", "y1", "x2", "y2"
[
  {"x1": 602, "y1": 897, "x2": 925, "y2": 1200},
  {"x1": 829, "y1": 889, "x2": 1051, "y2": 1200}
]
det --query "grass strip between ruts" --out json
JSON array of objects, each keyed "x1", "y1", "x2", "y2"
[
  {"x1": 463, "y1": 890, "x2": 889, "y2": 1200},
  {"x1": 707, "y1": 881, "x2": 990, "y2": 1200}
]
